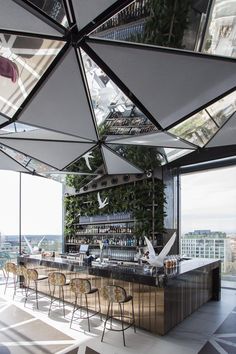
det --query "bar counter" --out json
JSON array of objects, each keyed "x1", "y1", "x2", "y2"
[{"x1": 18, "y1": 255, "x2": 221, "y2": 335}]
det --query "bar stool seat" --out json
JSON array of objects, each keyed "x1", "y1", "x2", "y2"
[
  {"x1": 70, "y1": 278, "x2": 102, "y2": 332},
  {"x1": 101, "y1": 285, "x2": 136, "y2": 346},
  {"x1": 48, "y1": 271, "x2": 68, "y2": 317},
  {"x1": 23, "y1": 268, "x2": 48, "y2": 309}
]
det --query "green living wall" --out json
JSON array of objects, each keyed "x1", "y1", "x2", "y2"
[{"x1": 65, "y1": 178, "x2": 166, "y2": 239}]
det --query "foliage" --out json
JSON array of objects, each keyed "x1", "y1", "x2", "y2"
[
  {"x1": 65, "y1": 178, "x2": 166, "y2": 238},
  {"x1": 128, "y1": 0, "x2": 191, "y2": 49}
]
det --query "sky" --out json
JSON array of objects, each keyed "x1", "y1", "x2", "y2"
[
  {"x1": 0, "y1": 171, "x2": 63, "y2": 236},
  {"x1": 181, "y1": 165, "x2": 236, "y2": 235}
]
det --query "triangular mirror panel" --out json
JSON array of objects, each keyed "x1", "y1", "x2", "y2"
[
  {"x1": 27, "y1": 0, "x2": 68, "y2": 27},
  {"x1": 19, "y1": 48, "x2": 97, "y2": 140},
  {"x1": 65, "y1": 146, "x2": 105, "y2": 192},
  {"x1": 206, "y1": 91, "x2": 236, "y2": 126},
  {"x1": 107, "y1": 143, "x2": 166, "y2": 169},
  {"x1": 107, "y1": 131, "x2": 195, "y2": 149},
  {"x1": 92, "y1": 0, "x2": 209, "y2": 53},
  {"x1": 65, "y1": 145, "x2": 104, "y2": 174},
  {"x1": 72, "y1": 0, "x2": 119, "y2": 30},
  {"x1": 80, "y1": 49, "x2": 158, "y2": 139},
  {"x1": 0, "y1": 144, "x2": 55, "y2": 173},
  {"x1": 163, "y1": 147, "x2": 193, "y2": 163},
  {"x1": 206, "y1": 112, "x2": 236, "y2": 147},
  {"x1": 0, "y1": 136, "x2": 95, "y2": 170},
  {"x1": 0, "y1": 127, "x2": 90, "y2": 142},
  {"x1": 0, "y1": 1, "x2": 63, "y2": 36},
  {"x1": 0, "y1": 32, "x2": 65, "y2": 117},
  {"x1": 0, "y1": 148, "x2": 29, "y2": 172},
  {"x1": 169, "y1": 110, "x2": 219, "y2": 147},
  {"x1": 86, "y1": 39, "x2": 236, "y2": 129},
  {"x1": 102, "y1": 145, "x2": 143, "y2": 174}
]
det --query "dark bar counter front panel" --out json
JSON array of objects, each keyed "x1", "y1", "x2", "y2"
[{"x1": 18, "y1": 256, "x2": 221, "y2": 335}]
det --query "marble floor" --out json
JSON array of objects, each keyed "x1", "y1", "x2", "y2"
[{"x1": 0, "y1": 281, "x2": 235, "y2": 354}]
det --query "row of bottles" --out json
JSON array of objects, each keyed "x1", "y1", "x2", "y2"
[
  {"x1": 66, "y1": 235, "x2": 162, "y2": 248},
  {"x1": 75, "y1": 224, "x2": 134, "y2": 234}
]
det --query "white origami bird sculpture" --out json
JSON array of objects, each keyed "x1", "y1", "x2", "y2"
[
  {"x1": 97, "y1": 192, "x2": 108, "y2": 209},
  {"x1": 24, "y1": 235, "x2": 45, "y2": 254},
  {"x1": 144, "y1": 232, "x2": 176, "y2": 268},
  {"x1": 83, "y1": 151, "x2": 94, "y2": 171}
]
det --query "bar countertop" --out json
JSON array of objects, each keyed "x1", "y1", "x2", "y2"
[{"x1": 18, "y1": 255, "x2": 220, "y2": 287}]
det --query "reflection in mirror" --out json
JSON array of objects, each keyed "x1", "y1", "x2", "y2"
[
  {"x1": 65, "y1": 146, "x2": 105, "y2": 192},
  {"x1": 0, "y1": 144, "x2": 56, "y2": 174},
  {"x1": 169, "y1": 110, "x2": 218, "y2": 147},
  {"x1": 27, "y1": 0, "x2": 68, "y2": 27},
  {"x1": 206, "y1": 91, "x2": 236, "y2": 126},
  {"x1": 107, "y1": 143, "x2": 163, "y2": 170},
  {"x1": 92, "y1": 0, "x2": 210, "y2": 51},
  {"x1": 0, "y1": 33, "x2": 65, "y2": 118},
  {"x1": 80, "y1": 49, "x2": 158, "y2": 138}
]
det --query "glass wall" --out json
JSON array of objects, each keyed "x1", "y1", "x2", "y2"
[
  {"x1": 0, "y1": 171, "x2": 63, "y2": 271},
  {"x1": 180, "y1": 165, "x2": 236, "y2": 288}
]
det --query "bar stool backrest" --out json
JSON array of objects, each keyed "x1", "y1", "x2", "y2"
[
  {"x1": 70, "y1": 278, "x2": 91, "y2": 294},
  {"x1": 4, "y1": 262, "x2": 17, "y2": 275},
  {"x1": 102, "y1": 285, "x2": 127, "y2": 303},
  {"x1": 27, "y1": 269, "x2": 39, "y2": 282},
  {"x1": 48, "y1": 272, "x2": 66, "y2": 286},
  {"x1": 17, "y1": 265, "x2": 27, "y2": 277}
]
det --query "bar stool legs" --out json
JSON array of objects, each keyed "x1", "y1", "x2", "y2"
[
  {"x1": 48, "y1": 272, "x2": 67, "y2": 317},
  {"x1": 69, "y1": 278, "x2": 102, "y2": 332},
  {"x1": 101, "y1": 285, "x2": 136, "y2": 346}
]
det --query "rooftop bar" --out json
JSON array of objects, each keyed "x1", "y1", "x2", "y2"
[{"x1": 18, "y1": 255, "x2": 221, "y2": 335}]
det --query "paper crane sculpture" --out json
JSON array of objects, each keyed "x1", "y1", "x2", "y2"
[
  {"x1": 97, "y1": 191, "x2": 108, "y2": 209},
  {"x1": 23, "y1": 235, "x2": 45, "y2": 254},
  {"x1": 144, "y1": 232, "x2": 176, "y2": 268}
]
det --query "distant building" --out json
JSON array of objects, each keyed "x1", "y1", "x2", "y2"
[{"x1": 181, "y1": 230, "x2": 231, "y2": 272}]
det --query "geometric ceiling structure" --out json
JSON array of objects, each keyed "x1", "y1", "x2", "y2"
[
  {"x1": 84, "y1": 38, "x2": 236, "y2": 129},
  {"x1": 71, "y1": 0, "x2": 121, "y2": 30},
  {"x1": 0, "y1": 149, "x2": 29, "y2": 172},
  {"x1": 106, "y1": 132, "x2": 196, "y2": 149},
  {"x1": 18, "y1": 48, "x2": 98, "y2": 140},
  {"x1": 206, "y1": 112, "x2": 236, "y2": 148},
  {"x1": 0, "y1": 0, "x2": 235, "y2": 188},
  {"x1": 0, "y1": 0, "x2": 64, "y2": 36}
]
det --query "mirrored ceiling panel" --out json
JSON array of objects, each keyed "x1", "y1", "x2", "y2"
[
  {"x1": 80, "y1": 49, "x2": 158, "y2": 138},
  {"x1": 107, "y1": 143, "x2": 164, "y2": 170},
  {"x1": 0, "y1": 144, "x2": 55, "y2": 174},
  {"x1": 65, "y1": 145, "x2": 105, "y2": 192},
  {"x1": 0, "y1": 122, "x2": 37, "y2": 134},
  {"x1": 169, "y1": 110, "x2": 219, "y2": 147},
  {"x1": 65, "y1": 145, "x2": 104, "y2": 174},
  {"x1": 163, "y1": 147, "x2": 193, "y2": 163},
  {"x1": 206, "y1": 90, "x2": 236, "y2": 126},
  {"x1": 0, "y1": 33, "x2": 65, "y2": 117},
  {"x1": 92, "y1": 0, "x2": 210, "y2": 52},
  {"x1": 28, "y1": 0, "x2": 68, "y2": 27},
  {"x1": 202, "y1": 0, "x2": 236, "y2": 58}
]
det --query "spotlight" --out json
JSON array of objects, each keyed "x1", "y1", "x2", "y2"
[
  {"x1": 123, "y1": 175, "x2": 130, "y2": 182},
  {"x1": 146, "y1": 170, "x2": 152, "y2": 178},
  {"x1": 101, "y1": 180, "x2": 107, "y2": 186},
  {"x1": 83, "y1": 185, "x2": 88, "y2": 191},
  {"x1": 111, "y1": 177, "x2": 118, "y2": 184},
  {"x1": 91, "y1": 183, "x2": 97, "y2": 188}
]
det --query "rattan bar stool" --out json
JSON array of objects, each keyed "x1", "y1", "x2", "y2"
[
  {"x1": 4, "y1": 262, "x2": 18, "y2": 297},
  {"x1": 23, "y1": 268, "x2": 48, "y2": 309},
  {"x1": 70, "y1": 278, "x2": 102, "y2": 332},
  {"x1": 101, "y1": 285, "x2": 136, "y2": 346},
  {"x1": 48, "y1": 271, "x2": 68, "y2": 317}
]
